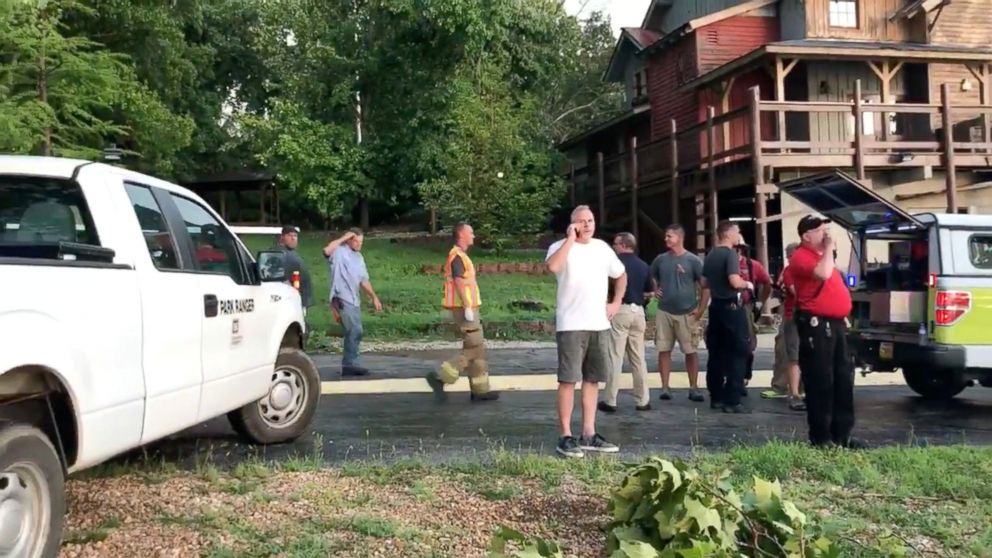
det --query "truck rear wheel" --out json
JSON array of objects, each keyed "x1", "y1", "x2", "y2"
[
  {"x1": 902, "y1": 367, "x2": 967, "y2": 400},
  {"x1": 228, "y1": 347, "x2": 321, "y2": 444},
  {"x1": 0, "y1": 422, "x2": 64, "y2": 558}
]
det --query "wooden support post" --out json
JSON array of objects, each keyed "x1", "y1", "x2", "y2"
[
  {"x1": 853, "y1": 79, "x2": 866, "y2": 180},
  {"x1": 749, "y1": 87, "x2": 769, "y2": 272},
  {"x1": 720, "y1": 76, "x2": 737, "y2": 157},
  {"x1": 774, "y1": 57, "x2": 797, "y2": 151},
  {"x1": 630, "y1": 136, "x2": 639, "y2": 240},
  {"x1": 695, "y1": 192, "x2": 706, "y2": 253},
  {"x1": 669, "y1": 119, "x2": 679, "y2": 224},
  {"x1": 941, "y1": 83, "x2": 958, "y2": 213},
  {"x1": 259, "y1": 185, "x2": 266, "y2": 224},
  {"x1": 706, "y1": 106, "x2": 718, "y2": 238},
  {"x1": 274, "y1": 185, "x2": 280, "y2": 224},
  {"x1": 569, "y1": 163, "x2": 576, "y2": 206},
  {"x1": 597, "y1": 151, "x2": 606, "y2": 226}
]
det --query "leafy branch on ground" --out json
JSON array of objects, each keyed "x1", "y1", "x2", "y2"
[{"x1": 604, "y1": 456, "x2": 903, "y2": 557}]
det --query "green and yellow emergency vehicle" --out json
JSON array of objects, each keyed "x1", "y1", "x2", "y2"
[{"x1": 778, "y1": 170, "x2": 992, "y2": 400}]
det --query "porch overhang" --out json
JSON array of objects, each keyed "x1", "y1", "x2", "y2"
[
  {"x1": 556, "y1": 104, "x2": 650, "y2": 150},
  {"x1": 681, "y1": 40, "x2": 992, "y2": 91}
]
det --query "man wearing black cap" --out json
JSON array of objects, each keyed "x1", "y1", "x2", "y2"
[
  {"x1": 789, "y1": 215, "x2": 864, "y2": 449},
  {"x1": 275, "y1": 226, "x2": 312, "y2": 314}
]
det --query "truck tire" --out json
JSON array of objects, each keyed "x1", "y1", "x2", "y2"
[
  {"x1": 228, "y1": 347, "x2": 321, "y2": 444},
  {"x1": 902, "y1": 367, "x2": 967, "y2": 400},
  {"x1": 0, "y1": 422, "x2": 65, "y2": 558}
]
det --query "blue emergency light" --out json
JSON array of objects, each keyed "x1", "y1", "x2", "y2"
[{"x1": 846, "y1": 274, "x2": 857, "y2": 287}]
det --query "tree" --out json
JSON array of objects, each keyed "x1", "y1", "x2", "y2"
[
  {"x1": 0, "y1": 0, "x2": 191, "y2": 167},
  {"x1": 61, "y1": 0, "x2": 268, "y2": 177},
  {"x1": 417, "y1": 55, "x2": 565, "y2": 236}
]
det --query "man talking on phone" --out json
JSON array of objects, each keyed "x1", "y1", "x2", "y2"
[
  {"x1": 546, "y1": 206, "x2": 627, "y2": 458},
  {"x1": 789, "y1": 215, "x2": 865, "y2": 449}
]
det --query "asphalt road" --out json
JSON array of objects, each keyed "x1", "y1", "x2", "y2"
[
  {"x1": 119, "y1": 382, "x2": 992, "y2": 469},
  {"x1": 315, "y1": 347, "x2": 777, "y2": 381}
]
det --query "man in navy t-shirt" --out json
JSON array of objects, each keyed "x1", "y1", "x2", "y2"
[{"x1": 599, "y1": 232, "x2": 653, "y2": 413}]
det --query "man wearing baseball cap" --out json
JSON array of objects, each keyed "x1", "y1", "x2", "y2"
[
  {"x1": 275, "y1": 225, "x2": 312, "y2": 314},
  {"x1": 789, "y1": 215, "x2": 865, "y2": 449}
]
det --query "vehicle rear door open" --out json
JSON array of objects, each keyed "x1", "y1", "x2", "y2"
[{"x1": 775, "y1": 170, "x2": 925, "y2": 235}]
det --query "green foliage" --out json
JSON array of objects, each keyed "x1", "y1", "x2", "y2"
[
  {"x1": 488, "y1": 526, "x2": 563, "y2": 558},
  {"x1": 0, "y1": 0, "x2": 192, "y2": 169},
  {"x1": 607, "y1": 457, "x2": 853, "y2": 557},
  {"x1": 241, "y1": 100, "x2": 369, "y2": 220}
]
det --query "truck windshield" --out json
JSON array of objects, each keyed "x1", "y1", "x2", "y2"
[{"x1": 0, "y1": 175, "x2": 100, "y2": 257}]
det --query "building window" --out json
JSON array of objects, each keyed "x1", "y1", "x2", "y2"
[
  {"x1": 829, "y1": 0, "x2": 858, "y2": 28},
  {"x1": 634, "y1": 69, "x2": 648, "y2": 99},
  {"x1": 970, "y1": 235, "x2": 992, "y2": 268}
]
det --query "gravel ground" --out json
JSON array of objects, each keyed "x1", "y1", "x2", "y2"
[{"x1": 59, "y1": 470, "x2": 609, "y2": 558}]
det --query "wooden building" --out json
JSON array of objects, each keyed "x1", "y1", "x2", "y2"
[{"x1": 560, "y1": 0, "x2": 992, "y2": 274}]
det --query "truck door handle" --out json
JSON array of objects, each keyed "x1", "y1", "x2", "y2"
[{"x1": 204, "y1": 294, "x2": 218, "y2": 318}]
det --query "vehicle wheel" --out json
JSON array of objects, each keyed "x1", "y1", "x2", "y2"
[
  {"x1": 0, "y1": 422, "x2": 65, "y2": 558},
  {"x1": 229, "y1": 347, "x2": 321, "y2": 444},
  {"x1": 902, "y1": 367, "x2": 967, "y2": 400}
]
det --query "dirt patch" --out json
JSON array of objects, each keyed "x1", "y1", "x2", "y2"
[{"x1": 59, "y1": 471, "x2": 607, "y2": 558}]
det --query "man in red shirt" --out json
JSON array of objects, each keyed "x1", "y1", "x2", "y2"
[
  {"x1": 789, "y1": 215, "x2": 863, "y2": 449},
  {"x1": 736, "y1": 239, "x2": 772, "y2": 391},
  {"x1": 763, "y1": 243, "x2": 805, "y2": 411}
]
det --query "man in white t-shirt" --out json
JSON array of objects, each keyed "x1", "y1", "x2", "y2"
[{"x1": 545, "y1": 205, "x2": 627, "y2": 458}]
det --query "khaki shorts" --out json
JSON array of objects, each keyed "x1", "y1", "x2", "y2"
[{"x1": 655, "y1": 310, "x2": 701, "y2": 354}]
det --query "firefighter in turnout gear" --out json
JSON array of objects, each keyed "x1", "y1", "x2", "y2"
[{"x1": 425, "y1": 223, "x2": 500, "y2": 401}]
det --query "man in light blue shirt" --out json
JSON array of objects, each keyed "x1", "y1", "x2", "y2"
[{"x1": 323, "y1": 228, "x2": 382, "y2": 376}]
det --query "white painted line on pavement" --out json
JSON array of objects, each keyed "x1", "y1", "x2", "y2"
[{"x1": 320, "y1": 370, "x2": 906, "y2": 395}]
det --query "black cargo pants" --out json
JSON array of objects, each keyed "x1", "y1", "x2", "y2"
[
  {"x1": 795, "y1": 312, "x2": 855, "y2": 446},
  {"x1": 706, "y1": 299, "x2": 750, "y2": 407}
]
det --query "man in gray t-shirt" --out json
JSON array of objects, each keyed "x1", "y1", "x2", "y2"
[{"x1": 649, "y1": 225, "x2": 709, "y2": 402}]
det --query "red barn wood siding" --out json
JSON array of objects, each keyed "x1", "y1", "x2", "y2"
[
  {"x1": 696, "y1": 15, "x2": 780, "y2": 75},
  {"x1": 697, "y1": 70, "x2": 775, "y2": 156},
  {"x1": 647, "y1": 36, "x2": 700, "y2": 166},
  {"x1": 646, "y1": 14, "x2": 778, "y2": 172},
  {"x1": 694, "y1": 15, "x2": 779, "y2": 162}
]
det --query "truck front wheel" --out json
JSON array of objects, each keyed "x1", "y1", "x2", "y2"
[
  {"x1": 0, "y1": 423, "x2": 65, "y2": 558},
  {"x1": 902, "y1": 366, "x2": 967, "y2": 400},
  {"x1": 228, "y1": 347, "x2": 321, "y2": 444}
]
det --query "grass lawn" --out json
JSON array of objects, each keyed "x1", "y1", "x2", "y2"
[
  {"x1": 241, "y1": 232, "x2": 562, "y2": 345},
  {"x1": 67, "y1": 442, "x2": 992, "y2": 557}
]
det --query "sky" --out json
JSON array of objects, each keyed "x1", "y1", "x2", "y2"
[{"x1": 563, "y1": 0, "x2": 655, "y2": 36}]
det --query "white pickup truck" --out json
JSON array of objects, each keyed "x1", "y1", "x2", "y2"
[{"x1": 0, "y1": 155, "x2": 321, "y2": 557}]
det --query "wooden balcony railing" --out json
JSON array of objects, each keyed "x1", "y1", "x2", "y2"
[{"x1": 568, "y1": 80, "x2": 992, "y2": 231}]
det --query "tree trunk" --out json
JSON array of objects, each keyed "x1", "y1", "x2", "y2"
[
  {"x1": 359, "y1": 197, "x2": 369, "y2": 230},
  {"x1": 37, "y1": 29, "x2": 51, "y2": 156}
]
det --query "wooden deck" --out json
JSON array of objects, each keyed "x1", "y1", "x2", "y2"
[{"x1": 567, "y1": 80, "x2": 992, "y2": 267}]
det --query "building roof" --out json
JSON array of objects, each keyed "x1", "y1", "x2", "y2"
[
  {"x1": 682, "y1": 39, "x2": 992, "y2": 90},
  {"x1": 889, "y1": 0, "x2": 950, "y2": 22},
  {"x1": 641, "y1": 0, "x2": 778, "y2": 55},
  {"x1": 604, "y1": 28, "x2": 661, "y2": 82},
  {"x1": 624, "y1": 28, "x2": 660, "y2": 50},
  {"x1": 556, "y1": 105, "x2": 650, "y2": 150}
]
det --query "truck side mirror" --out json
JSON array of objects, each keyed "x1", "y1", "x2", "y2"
[{"x1": 256, "y1": 250, "x2": 288, "y2": 282}]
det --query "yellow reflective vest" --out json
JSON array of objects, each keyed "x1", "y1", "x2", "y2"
[{"x1": 442, "y1": 247, "x2": 481, "y2": 309}]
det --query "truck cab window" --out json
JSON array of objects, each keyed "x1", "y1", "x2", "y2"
[
  {"x1": 124, "y1": 183, "x2": 181, "y2": 270},
  {"x1": 0, "y1": 176, "x2": 99, "y2": 257},
  {"x1": 971, "y1": 236, "x2": 992, "y2": 269},
  {"x1": 168, "y1": 193, "x2": 247, "y2": 283}
]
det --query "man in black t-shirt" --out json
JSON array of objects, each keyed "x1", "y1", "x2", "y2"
[{"x1": 701, "y1": 221, "x2": 753, "y2": 413}]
